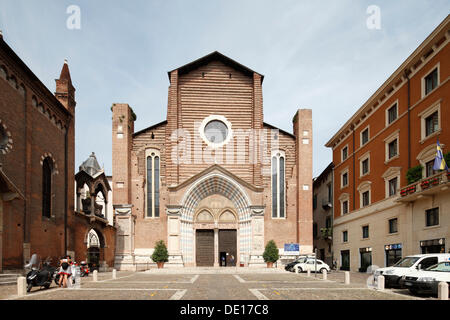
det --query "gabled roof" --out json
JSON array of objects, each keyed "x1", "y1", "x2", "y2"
[
  {"x1": 0, "y1": 36, "x2": 71, "y2": 118},
  {"x1": 168, "y1": 51, "x2": 264, "y2": 83},
  {"x1": 133, "y1": 120, "x2": 167, "y2": 137}
]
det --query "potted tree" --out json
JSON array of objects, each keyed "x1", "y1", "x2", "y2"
[
  {"x1": 263, "y1": 240, "x2": 279, "y2": 268},
  {"x1": 151, "y1": 240, "x2": 169, "y2": 268}
]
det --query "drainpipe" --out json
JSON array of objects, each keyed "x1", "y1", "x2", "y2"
[
  {"x1": 64, "y1": 122, "x2": 69, "y2": 255},
  {"x1": 405, "y1": 70, "x2": 411, "y2": 169},
  {"x1": 352, "y1": 126, "x2": 356, "y2": 211}
]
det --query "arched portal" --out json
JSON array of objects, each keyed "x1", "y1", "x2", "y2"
[
  {"x1": 179, "y1": 173, "x2": 252, "y2": 266},
  {"x1": 85, "y1": 228, "x2": 106, "y2": 271}
]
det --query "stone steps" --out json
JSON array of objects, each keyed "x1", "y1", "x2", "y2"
[{"x1": 0, "y1": 273, "x2": 21, "y2": 286}]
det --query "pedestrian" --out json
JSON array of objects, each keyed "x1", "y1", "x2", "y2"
[
  {"x1": 230, "y1": 255, "x2": 235, "y2": 266},
  {"x1": 58, "y1": 257, "x2": 72, "y2": 288}
]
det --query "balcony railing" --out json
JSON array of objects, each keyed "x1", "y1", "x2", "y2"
[
  {"x1": 399, "y1": 171, "x2": 449, "y2": 200},
  {"x1": 320, "y1": 227, "x2": 332, "y2": 241}
]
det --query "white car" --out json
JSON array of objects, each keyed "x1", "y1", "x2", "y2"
[
  {"x1": 374, "y1": 253, "x2": 450, "y2": 288},
  {"x1": 293, "y1": 258, "x2": 330, "y2": 273},
  {"x1": 399, "y1": 261, "x2": 450, "y2": 296}
]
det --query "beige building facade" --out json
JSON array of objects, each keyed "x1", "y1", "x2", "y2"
[{"x1": 327, "y1": 17, "x2": 450, "y2": 272}]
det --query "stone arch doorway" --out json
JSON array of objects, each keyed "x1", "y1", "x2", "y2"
[
  {"x1": 179, "y1": 173, "x2": 252, "y2": 266},
  {"x1": 193, "y1": 202, "x2": 239, "y2": 267},
  {"x1": 85, "y1": 228, "x2": 105, "y2": 271}
]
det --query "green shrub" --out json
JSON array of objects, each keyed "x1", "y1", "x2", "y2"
[
  {"x1": 406, "y1": 165, "x2": 423, "y2": 184},
  {"x1": 263, "y1": 240, "x2": 279, "y2": 263},
  {"x1": 444, "y1": 152, "x2": 450, "y2": 169},
  {"x1": 151, "y1": 240, "x2": 169, "y2": 263}
]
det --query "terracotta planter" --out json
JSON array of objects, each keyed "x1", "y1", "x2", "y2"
[
  {"x1": 267, "y1": 262, "x2": 273, "y2": 268},
  {"x1": 157, "y1": 262, "x2": 164, "y2": 269}
]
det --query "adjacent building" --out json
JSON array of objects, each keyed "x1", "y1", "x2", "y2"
[
  {"x1": 0, "y1": 33, "x2": 116, "y2": 271},
  {"x1": 326, "y1": 16, "x2": 450, "y2": 272},
  {"x1": 112, "y1": 51, "x2": 314, "y2": 269},
  {"x1": 312, "y1": 162, "x2": 334, "y2": 266},
  {"x1": 0, "y1": 33, "x2": 75, "y2": 270}
]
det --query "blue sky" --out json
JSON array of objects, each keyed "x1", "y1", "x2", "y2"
[{"x1": 0, "y1": 0, "x2": 449, "y2": 177}]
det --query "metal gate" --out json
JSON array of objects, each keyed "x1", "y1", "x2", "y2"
[{"x1": 196, "y1": 230, "x2": 214, "y2": 266}]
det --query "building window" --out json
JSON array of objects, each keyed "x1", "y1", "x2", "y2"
[
  {"x1": 424, "y1": 68, "x2": 438, "y2": 96},
  {"x1": 388, "y1": 139, "x2": 398, "y2": 159},
  {"x1": 204, "y1": 120, "x2": 228, "y2": 144},
  {"x1": 342, "y1": 200, "x2": 348, "y2": 215},
  {"x1": 362, "y1": 226, "x2": 369, "y2": 239},
  {"x1": 42, "y1": 157, "x2": 53, "y2": 218},
  {"x1": 361, "y1": 158, "x2": 369, "y2": 176},
  {"x1": 419, "y1": 103, "x2": 441, "y2": 142},
  {"x1": 343, "y1": 231, "x2": 348, "y2": 243},
  {"x1": 425, "y1": 208, "x2": 439, "y2": 227},
  {"x1": 362, "y1": 191, "x2": 370, "y2": 207},
  {"x1": 272, "y1": 152, "x2": 285, "y2": 218},
  {"x1": 313, "y1": 223, "x2": 318, "y2": 238},
  {"x1": 385, "y1": 244, "x2": 402, "y2": 267},
  {"x1": 342, "y1": 171, "x2": 348, "y2": 188},
  {"x1": 361, "y1": 128, "x2": 369, "y2": 146},
  {"x1": 389, "y1": 218, "x2": 398, "y2": 234},
  {"x1": 425, "y1": 160, "x2": 437, "y2": 177},
  {"x1": 199, "y1": 115, "x2": 232, "y2": 148},
  {"x1": 313, "y1": 194, "x2": 317, "y2": 210},
  {"x1": 146, "y1": 150, "x2": 160, "y2": 218},
  {"x1": 327, "y1": 184, "x2": 332, "y2": 203},
  {"x1": 342, "y1": 146, "x2": 348, "y2": 161},
  {"x1": 387, "y1": 103, "x2": 398, "y2": 125},
  {"x1": 388, "y1": 177, "x2": 398, "y2": 196},
  {"x1": 425, "y1": 111, "x2": 439, "y2": 137}
]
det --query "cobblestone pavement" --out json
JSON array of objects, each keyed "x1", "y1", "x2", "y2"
[{"x1": 0, "y1": 269, "x2": 437, "y2": 300}]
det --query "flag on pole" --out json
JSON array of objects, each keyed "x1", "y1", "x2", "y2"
[{"x1": 433, "y1": 140, "x2": 448, "y2": 171}]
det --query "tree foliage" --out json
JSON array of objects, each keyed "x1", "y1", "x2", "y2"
[
  {"x1": 151, "y1": 240, "x2": 169, "y2": 263},
  {"x1": 263, "y1": 240, "x2": 279, "y2": 263}
]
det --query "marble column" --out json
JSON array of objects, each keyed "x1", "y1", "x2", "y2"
[
  {"x1": 248, "y1": 205, "x2": 265, "y2": 267},
  {"x1": 214, "y1": 227, "x2": 219, "y2": 267},
  {"x1": 166, "y1": 205, "x2": 184, "y2": 267}
]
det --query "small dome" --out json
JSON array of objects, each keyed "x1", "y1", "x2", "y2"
[{"x1": 79, "y1": 152, "x2": 102, "y2": 177}]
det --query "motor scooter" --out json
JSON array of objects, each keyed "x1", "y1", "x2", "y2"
[
  {"x1": 80, "y1": 261, "x2": 90, "y2": 277},
  {"x1": 25, "y1": 254, "x2": 57, "y2": 292}
]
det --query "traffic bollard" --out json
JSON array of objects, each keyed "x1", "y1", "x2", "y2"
[
  {"x1": 322, "y1": 269, "x2": 327, "y2": 280},
  {"x1": 344, "y1": 271, "x2": 350, "y2": 285},
  {"x1": 93, "y1": 270, "x2": 98, "y2": 282},
  {"x1": 307, "y1": 269, "x2": 311, "y2": 277},
  {"x1": 438, "y1": 282, "x2": 448, "y2": 300},
  {"x1": 377, "y1": 275, "x2": 385, "y2": 290},
  {"x1": 17, "y1": 277, "x2": 27, "y2": 297},
  {"x1": 112, "y1": 269, "x2": 117, "y2": 279}
]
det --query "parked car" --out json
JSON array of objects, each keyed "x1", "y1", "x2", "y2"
[
  {"x1": 399, "y1": 261, "x2": 450, "y2": 297},
  {"x1": 284, "y1": 255, "x2": 316, "y2": 272},
  {"x1": 293, "y1": 258, "x2": 330, "y2": 273},
  {"x1": 374, "y1": 253, "x2": 450, "y2": 288}
]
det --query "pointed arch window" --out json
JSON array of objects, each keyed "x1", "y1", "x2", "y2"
[
  {"x1": 272, "y1": 151, "x2": 286, "y2": 218},
  {"x1": 42, "y1": 157, "x2": 53, "y2": 218},
  {"x1": 146, "y1": 149, "x2": 160, "y2": 218}
]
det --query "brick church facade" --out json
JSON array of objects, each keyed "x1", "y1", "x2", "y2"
[
  {"x1": 0, "y1": 33, "x2": 115, "y2": 271},
  {"x1": 112, "y1": 52, "x2": 313, "y2": 268}
]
